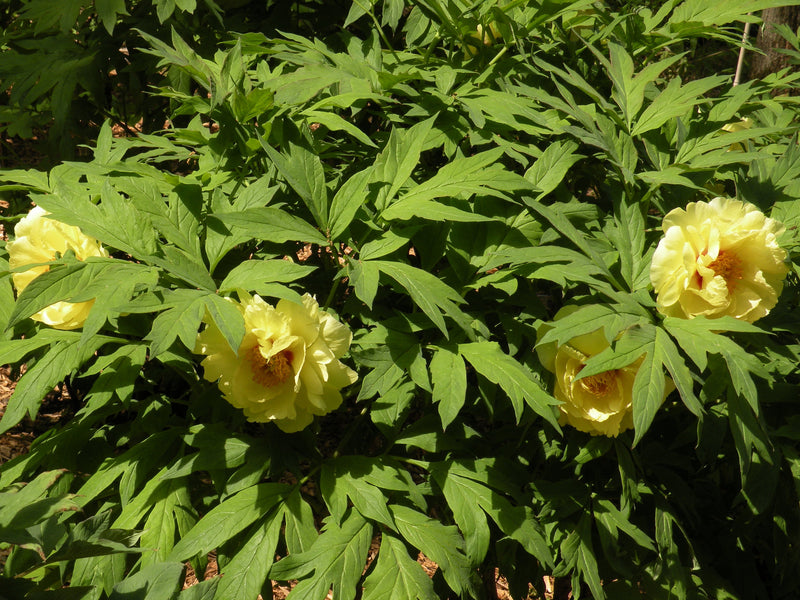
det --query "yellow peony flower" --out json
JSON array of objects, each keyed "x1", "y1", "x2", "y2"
[
  {"x1": 721, "y1": 117, "x2": 753, "y2": 151},
  {"x1": 650, "y1": 197, "x2": 788, "y2": 323},
  {"x1": 537, "y1": 308, "x2": 671, "y2": 437},
  {"x1": 464, "y1": 22, "x2": 501, "y2": 56},
  {"x1": 195, "y1": 293, "x2": 358, "y2": 433},
  {"x1": 7, "y1": 206, "x2": 109, "y2": 330}
]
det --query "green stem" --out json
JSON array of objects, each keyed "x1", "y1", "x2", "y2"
[{"x1": 333, "y1": 404, "x2": 370, "y2": 459}]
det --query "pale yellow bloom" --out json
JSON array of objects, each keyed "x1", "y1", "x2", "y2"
[
  {"x1": 537, "y1": 307, "x2": 671, "y2": 437},
  {"x1": 195, "y1": 293, "x2": 358, "y2": 432},
  {"x1": 721, "y1": 117, "x2": 753, "y2": 151},
  {"x1": 7, "y1": 206, "x2": 108, "y2": 330},
  {"x1": 464, "y1": 22, "x2": 500, "y2": 56},
  {"x1": 650, "y1": 197, "x2": 788, "y2": 322}
]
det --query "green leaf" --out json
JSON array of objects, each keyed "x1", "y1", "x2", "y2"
[
  {"x1": 362, "y1": 533, "x2": 437, "y2": 600},
  {"x1": 431, "y1": 463, "x2": 552, "y2": 569},
  {"x1": 347, "y1": 260, "x2": 380, "y2": 309},
  {"x1": 218, "y1": 260, "x2": 316, "y2": 293},
  {"x1": 303, "y1": 109, "x2": 377, "y2": 148},
  {"x1": 7, "y1": 258, "x2": 85, "y2": 328},
  {"x1": 371, "y1": 115, "x2": 437, "y2": 213},
  {"x1": 429, "y1": 346, "x2": 467, "y2": 429},
  {"x1": 631, "y1": 335, "x2": 667, "y2": 447},
  {"x1": 654, "y1": 328, "x2": 702, "y2": 417},
  {"x1": 604, "y1": 42, "x2": 683, "y2": 131},
  {"x1": 269, "y1": 510, "x2": 372, "y2": 600},
  {"x1": 154, "y1": 245, "x2": 216, "y2": 291},
  {"x1": 168, "y1": 483, "x2": 287, "y2": 561},
  {"x1": 459, "y1": 341, "x2": 560, "y2": 428},
  {"x1": 632, "y1": 76, "x2": 727, "y2": 136},
  {"x1": 260, "y1": 136, "x2": 328, "y2": 229},
  {"x1": 537, "y1": 304, "x2": 645, "y2": 350},
  {"x1": 321, "y1": 458, "x2": 395, "y2": 529},
  {"x1": 0, "y1": 471, "x2": 79, "y2": 543},
  {"x1": 0, "y1": 335, "x2": 111, "y2": 435},
  {"x1": 524, "y1": 140, "x2": 582, "y2": 198},
  {"x1": 593, "y1": 498, "x2": 655, "y2": 553},
  {"x1": 381, "y1": 148, "x2": 532, "y2": 221},
  {"x1": 389, "y1": 504, "x2": 476, "y2": 597},
  {"x1": 609, "y1": 199, "x2": 647, "y2": 292},
  {"x1": 664, "y1": 317, "x2": 769, "y2": 412},
  {"x1": 145, "y1": 290, "x2": 208, "y2": 358},
  {"x1": 213, "y1": 207, "x2": 327, "y2": 246},
  {"x1": 140, "y1": 479, "x2": 188, "y2": 567},
  {"x1": 109, "y1": 562, "x2": 184, "y2": 600},
  {"x1": 560, "y1": 516, "x2": 605, "y2": 600},
  {"x1": 213, "y1": 508, "x2": 283, "y2": 600},
  {"x1": 37, "y1": 181, "x2": 159, "y2": 259},
  {"x1": 372, "y1": 260, "x2": 467, "y2": 337},
  {"x1": 523, "y1": 199, "x2": 622, "y2": 289},
  {"x1": 282, "y1": 488, "x2": 319, "y2": 554},
  {"x1": 329, "y1": 167, "x2": 372, "y2": 239},
  {"x1": 117, "y1": 177, "x2": 200, "y2": 257},
  {"x1": 201, "y1": 294, "x2": 245, "y2": 355},
  {"x1": 178, "y1": 579, "x2": 218, "y2": 600}
]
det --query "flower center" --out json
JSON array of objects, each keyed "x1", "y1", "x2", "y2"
[
  {"x1": 579, "y1": 371, "x2": 618, "y2": 397},
  {"x1": 708, "y1": 250, "x2": 743, "y2": 291},
  {"x1": 247, "y1": 345, "x2": 293, "y2": 387}
]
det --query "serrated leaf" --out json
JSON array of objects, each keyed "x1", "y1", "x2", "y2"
[
  {"x1": 140, "y1": 478, "x2": 187, "y2": 567},
  {"x1": 214, "y1": 508, "x2": 283, "y2": 600},
  {"x1": 664, "y1": 317, "x2": 769, "y2": 412},
  {"x1": 261, "y1": 138, "x2": 328, "y2": 229},
  {"x1": 321, "y1": 458, "x2": 395, "y2": 529},
  {"x1": 282, "y1": 488, "x2": 319, "y2": 554},
  {"x1": 145, "y1": 291, "x2": 207, "y2": 358},
  {"x1": 389, "y1": 504, "x2": 475, "y2": 597},
  {"x1": 632, "y1": 76, "x2": 727, "y2": 136},
  {"x1": 109, "y1": 562, "x2": 184, "y2": 600},
  {"x1": 560, "y1": 516, "x2": 605, "y2": 600},
  {"x1": 269, "y1": 511, "x2": 372, "y2": 600},
  {"x1": 631, "y1": 336, "x2": 667, "y2": 447},
  {"x1": 213, "y1": 207, "x2": 327, "y2": 245},
  {"x1": 37, "y1": 181, "x2": 159, "y2": 259},
  {"x1": 372, "y1": 115, "x2": 437, "y2": 213},
  {"x1": 431, "y1": 465, "x2": 552, "y2": 569},
  {"x1": 524, "y1": 140, "x2": 582, "y2": 197},
  {"x1": 382, "y1": 148, "x2": 531, "y2": 221},
  {"x1": 0, "y1": 335, "x2": 111, "y2": 435},
  {"x1": 155, "y1": 245, "x2": 216, "y2": 291},
  {"x1": 372, "y1": 261, "x2": 466, "y2": 337},
  {"x1": 362, "y1": 533, "x2": 437, "y2": 600},
  {"x1": 168, "y1": 483, "x2": 286, "y2": 561},
  {"x1": 219, "y1": 260, "x2": 316, "y2": 293},
  {"x1": 459, "y1": 341, "x2": 559, "y2": 428}
]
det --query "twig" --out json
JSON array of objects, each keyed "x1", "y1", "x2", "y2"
[{"x1": 734, "y1": 15, "x2": 753, "y2": 86}]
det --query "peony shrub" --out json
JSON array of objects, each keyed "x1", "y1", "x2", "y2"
[{"x1": 0, "y1": 3, "x2": 799, "y2": 600}]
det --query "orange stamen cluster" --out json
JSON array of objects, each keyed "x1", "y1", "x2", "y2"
[
  {"x1": 579, "y1": 370, "x2": 618, "y2": 397},
  {"x1": 708, "y1": 250, "x2": 744, "y2": 292},
  {"x1": 247, "y1": 345, "x2": 293, "y2": 387}
]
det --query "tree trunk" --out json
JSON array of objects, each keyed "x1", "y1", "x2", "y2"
[{"x1": 749, "y1": 7, "x2": 800, "y2": 80}]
